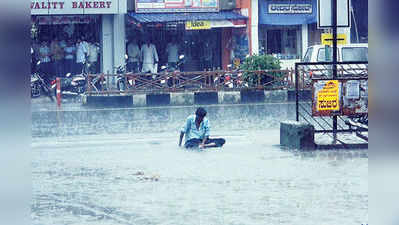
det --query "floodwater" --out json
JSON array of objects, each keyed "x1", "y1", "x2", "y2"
[{"x1": 32, "y1": 103, "x2": 368, "y2": 225}]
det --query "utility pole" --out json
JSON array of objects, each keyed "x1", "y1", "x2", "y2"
[{"x1": 332, "y1": 0, "x2": 338, "y2": 144}]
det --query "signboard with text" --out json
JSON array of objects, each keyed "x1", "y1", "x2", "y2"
[
  {"x1": 312, "y1": 80, "x2": 341, "y2": 117},
  {"x1": 268, "y1": 4, "x2": 312, "y2": 14},
  {"x1": 136, "y1": 0, "x2": 219, "y2": 13},
  {"x1": 185, "y1": 21, "x2": 210, "y2": 30},
  {"x1": 312, "y1": 79, "x2": 368, "y2": 117},
  {"x1": 31, "y1": 0, "x2": 126, "y2": 15}
]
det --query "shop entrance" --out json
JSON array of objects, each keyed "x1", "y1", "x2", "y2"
[
  {"x1": 31, "y1": 15, "x2": 101, "y2": 78},
  {"x1": 261, "y1": 25, "x2": 302, "y2": 60},
  {"x1": 126, "y1": 22, "x2": 222, "y2": 72},
  {"x1": 182, "y1": 29, "x2": 222, "y2": 71}
]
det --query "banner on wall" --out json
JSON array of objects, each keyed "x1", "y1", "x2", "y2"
[{"x1": 136, "y1": 0, "x2": 219, "y2": 13}]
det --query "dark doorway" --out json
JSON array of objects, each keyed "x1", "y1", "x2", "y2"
[{"x1": 267, "y1": 30, "x2": 281, "y2": 54}]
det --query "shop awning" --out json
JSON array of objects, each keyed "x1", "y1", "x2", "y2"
[
  {"x1": 128, "y1": 11, "x2": 247, "y2": 23},
  {"x1": 210, "y1": 20, "x2": 246, "y2": 28}
]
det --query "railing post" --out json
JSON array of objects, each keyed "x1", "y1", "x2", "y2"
[
  {"x1": 172, "y1": 71, "x2": 176, "y2": 92},
  {"x1": 124, "y1": 73, "x2": 128, "y2": 94},
  {"x1": 87, "y1": 74, "x2": 91, "y2": 95},
  {"x1": 101, "y1": 74, "x2": 104, "y2": 94},
  {"x1": 295, "y1": 65, "x2": 299, "y2": 122},
  {"x1": 56, "y1": 77, "x2": 61, "y2": 107}
]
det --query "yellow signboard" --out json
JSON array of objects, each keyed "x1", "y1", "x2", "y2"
[
  {"x1": 185, "y1": 21, "x2": 211, "y2": 30},
  {"x1": 321, "y1": 33, "x2": 347, "y2": 45},
  {"x1": 317, "y1": 80, "x2": 340, "y2": 111}
]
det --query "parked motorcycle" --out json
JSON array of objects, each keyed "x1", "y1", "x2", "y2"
[
  {"x1": 160, "y1": 55, "x2": 185, "y2": 87},
  {"x1": 116, "y1": 54, "x2": 142, "y2": 92},
  {"x1": 215, "y1": 64, "x2": 247, "y2": 89},
  {"x1": 50, "y1": 73, "x2": 87, "y2": 98},
  {"x1": 50, "y1": 60, "x2": 105, "y2": 96},
  {"x1": 31, "y1": 61, "x2": 54, "y2": 101}
]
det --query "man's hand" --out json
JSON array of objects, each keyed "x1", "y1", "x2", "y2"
[
  {"x1": 179, "y1": 132, "x2": 184, "y2": 148},
  {"x1": 199, "y1": 144, "x2": 205, "y2": 149}
]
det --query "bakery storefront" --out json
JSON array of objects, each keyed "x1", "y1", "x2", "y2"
[
  {"x1": 126, "y1": 0, "x2": 248, "y2": 72},
  {"x1": 31, "y1": 0, "x2": 127, "y2": 75},
  {"x1": 258, "y1": 0, "x2": 319, "y2": 68}
]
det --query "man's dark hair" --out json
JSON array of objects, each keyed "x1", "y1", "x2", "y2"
[{"x1": 195, "y1": 107, "x2": 207, "y2": 117}]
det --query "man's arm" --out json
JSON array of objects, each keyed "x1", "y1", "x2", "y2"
[
  {"x1": 200, "y1": 136, "x2": 209, "y2": 147},
  {"x1": 153, "y1": 45, "x2": 159, "y2": 63},
  {"x1": 179, "y1": 132, "x2": 185, "y2": 147},
  {"x1": 199, "y1": 120, "x2": 210, "y2": 148}
]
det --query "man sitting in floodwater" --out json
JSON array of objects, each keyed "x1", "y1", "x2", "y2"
[{"x1": 179, "y1": 107, "x2": 226, "y2": 149}]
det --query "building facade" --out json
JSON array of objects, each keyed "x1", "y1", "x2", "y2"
[
  {"x1": 252, "y1": 0, "x2": 352, "y2": 68},
  {"x1": 126, "y1": 0, "x2": 249, "y2": 71},
  {"x1": 31, "y1": 0, "x2": 127, "y2": 76}
]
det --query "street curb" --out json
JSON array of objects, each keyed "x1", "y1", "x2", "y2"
[{"x1": 70, "y1": 89, "x2": 307, "y2": 108}]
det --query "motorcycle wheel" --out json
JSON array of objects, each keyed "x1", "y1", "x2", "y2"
[
  {"x1": 117, "y1": 80, "x2": 125, "y2": 92},
  {"x1": 42, "y1": 86, "x2": 54, "y2": 102}
]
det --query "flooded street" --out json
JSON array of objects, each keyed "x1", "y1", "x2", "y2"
[{"x1": 32, "y1": 103, "x2": 368, "y2": 225}]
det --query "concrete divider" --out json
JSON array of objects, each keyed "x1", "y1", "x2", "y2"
[
  {"x1": 264, "y1": 90, "x2": 288, "y2": 103},
  {"x1": 133, "y1": 94, "x2": 146, "y2": 107},
  {"x1": 280, "y1": 121, "x2": 315, "y2": 150},
  {"x1": 32, "y1": 103, "x2": 297, "y2": 138},
  {"x1": 170, "y1": 92, "x2": 194, "y2": 106},
  {"x1": 218, "y1": 91, "x2": 240, "y2": 104},
  {"x1": 78, "y1": 89, "x2": 307, "y2": 108},
  {"x1": 287, "y1": 89, "x2": 312, "y2": 102},
  {"x1": 146, "y1": 93, "x2": 170, "y2": 106},
  {"x1": 194, "y1": 92, "x2": 218, "y2": 105},
  {"x1": 84, "y1": 95, "x2": 133, "y2": 108},
  {"x1": 240, "y1": 90, "x2": 265, "y2": 103}
]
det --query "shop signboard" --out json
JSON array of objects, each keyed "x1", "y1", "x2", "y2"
[
  {"x1": 268, "y1": 4, "x2": 312, "y2": 14},
  {"x1": 312, "y1": 80, "x2": 341, "y2": 116},
  {"x1": 136, "y1": 0, "x2": 219, "y2": 13},
  {"x1": 321, "y1": 33, "x2": 347, "y2": 45},
  {"x1": 317, "y1": 0, "x2": 350, "y2": 28},
  {"x1": 312, "y1": 79, "x2": 368, "y2": 117},
  {"x1": 185, "y1": 21, "x2": 211, "y2": 30},
  {"x1": 30, "y1": 0, "x2": 126, "y2": 15}
]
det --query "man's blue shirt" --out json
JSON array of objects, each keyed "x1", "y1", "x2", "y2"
[{"x1": 181, "y1": 115, "x2": 210, "y2": 141}]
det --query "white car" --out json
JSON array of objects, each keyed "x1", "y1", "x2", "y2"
[
  {"x1": 302, "y1": 43, "x2": 368, "y2": 63},
  {"x1": 301, "y1": 43, "x2": 368, "y2": 80}
]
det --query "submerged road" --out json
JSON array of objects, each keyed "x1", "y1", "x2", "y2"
[{"x1": 32, "y1": 103, "x2": 368, "y2": 225}]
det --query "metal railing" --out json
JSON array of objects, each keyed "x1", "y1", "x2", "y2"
[
  {"x1": 295, "y1": 61, "x2": 369, "y2": 147},
  {"x1": 85, "y1": 69, "x2": 297, "y2": 95}
]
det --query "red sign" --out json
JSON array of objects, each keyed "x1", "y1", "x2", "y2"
[{"x1": 136, "y1": 0, "x2": 219, "y2": 13}]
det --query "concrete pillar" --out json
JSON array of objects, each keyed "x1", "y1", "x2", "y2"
[
  {"x1": 250, "y1": 0, "x2": 259, "y2": 55},
  {"x1": 107, "y1": 14, "x2": 126, "y2": 89},
  {"x1": 301, "y1": 24, "x2": 308, "y2": 59},
  {"x1": 280, "y1": 121, "x2": 315, "y2": 150},
  {"x1": 113, "y1": 14, "x2": 126, "y2": 72},
  {"x1": 101, "y1": 15, "x2": 113, "y2": 75}
]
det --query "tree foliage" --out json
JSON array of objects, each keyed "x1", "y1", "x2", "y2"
[{"x1": 239, "y1": 54, "x2": 283, "y2": 87}]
